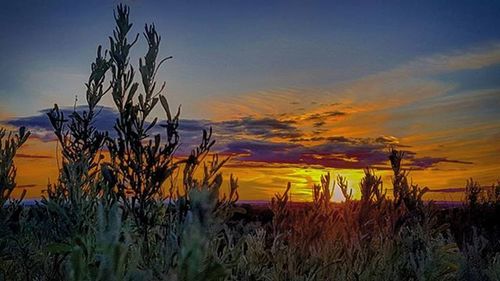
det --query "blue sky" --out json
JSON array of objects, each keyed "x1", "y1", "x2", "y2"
[{"x1": 2, "y1": 0, "x2": 500, "y2": 116}]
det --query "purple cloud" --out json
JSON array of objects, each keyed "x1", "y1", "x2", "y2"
[
  {"x1": 2, "y1": 107, "x2": 473, "y2": 170},
  {"x1": 408, "y1": 156, "x2": 473, "y2": 169}
]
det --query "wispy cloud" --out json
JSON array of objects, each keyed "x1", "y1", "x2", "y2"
[
  {"x1": 17, "y1": 184, "x2": 37, "y2": 189},
  {"x1": 393, "y1": 43, "x2": 500, "y2": 76},
  {"x1": 200, "y1": 43, "x2": 500, "y2": 120},
  {"x1": 215, "y1": 117, "x2": 302, "y2": 139},
  {"x1": 16, "y1": 154, "x2": 52, "y2": 159}
]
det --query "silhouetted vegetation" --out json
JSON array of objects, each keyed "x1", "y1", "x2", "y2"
[{"x1": 1, "y1": 5, "x2": 500, "y2": 281}]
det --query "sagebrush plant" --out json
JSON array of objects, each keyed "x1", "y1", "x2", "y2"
[
  {"x1": 2, "y1": 4, "x2": 500, "y2": 281},
  {"x1": 43, "y1": 46, "x2": 111, "y2": 238},
  {"x1": 390, "y1": 148, "x2": 429, "y2": 213},
  {"x1": 0, "y1": 127, "x2": 30, "y2": 207},
  {"x1": 465, "y1": 178, "x2": 482, "y2": 208}
]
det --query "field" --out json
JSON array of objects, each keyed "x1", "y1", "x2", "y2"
[{"x1": 2, "y1": 140, "x2": 500, "y2": 280}]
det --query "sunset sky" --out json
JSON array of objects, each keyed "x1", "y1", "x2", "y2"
[{"x1": 1, "y1": 1, "x2": 499, "y2": 201}]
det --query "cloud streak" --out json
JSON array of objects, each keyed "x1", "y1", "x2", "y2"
[
  {"x1": 2, "y1": 103, "x2": 473, "y2": 171},
  {"x1": 16, "y1": 154, "x2": 52, "y2": 159}
]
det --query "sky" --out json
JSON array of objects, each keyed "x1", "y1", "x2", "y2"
[{"x1": 1, "y1": 0, "x2": 500, "y2": 201}]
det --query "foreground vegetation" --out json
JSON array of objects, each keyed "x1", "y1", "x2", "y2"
[{"x1": 1, "y1": 5, "x2": 500, "y2": 281}]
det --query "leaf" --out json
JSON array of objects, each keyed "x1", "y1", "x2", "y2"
[
  {"x1": 160, "y1": 95, "x2": 171, "y2": 121},
  {"x1": 232, "y1": 207, "x2": 247, "y2": 215},
  {"x1": 46, "y1": 243, "x2": 72, "y2": 254},
  {"x1": 127, "y1": 83, "x2": 139, "y2": 104}
]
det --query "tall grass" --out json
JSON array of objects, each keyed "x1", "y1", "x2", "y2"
[{"x1": 1, "y1": 5, "x2": 500, "y2": 281}]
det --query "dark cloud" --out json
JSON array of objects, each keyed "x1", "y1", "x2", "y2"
[
  {"x1": 313, "y1": 121, "x2": 325, "y2": 128},
  {"x1": 2, "y1": 106, "x2": 209, "y2": 153},
  {"x1": 2, "y1": 107, "x2": 303, "y2": 154},
  {"x1": 219, "y1": 138, "x2": 390, "y2": 169},
  {"x1": 427, "y1": 188, "x2": 465, "y2": 193},
  {"x1": 4, "y1": 106, "x2": 117, "y2": 141},
  {"x1": 408, "y1": 156, "x2": 473, "y2": 169},
  {"x1": 219, "y1": 136, "x2": 473, "y2": 170},
  {"x1": 176, "y1": 119, "x2": 211, "y2": 132},
  {"x1": 306, "y1": 141, "x2": 390, "y2": 168},
  {"x1": 326, "y1": 135, "x2": 409, "y2": 148},
  {"x1": 305, "y1": 110, "x2": 347, "y2": 121},
  {"x1": 222, "y1": 140, "x2": 302, "y2": 164},
  {"x1": 16, "y1": 154, "x2": 52, "y2": 159},
  {"x1": 327, "y1": 136, "x2": 354, "y2": 143},
  {"x1": 17, "y1": 184, "x2": 37, "y2": 189},
  {"x1": 290, "y1": 136, "x2": 367, "y2": 143},
  {"x1": 215, "y1": 117, "x2": 302, "y2": 139}
]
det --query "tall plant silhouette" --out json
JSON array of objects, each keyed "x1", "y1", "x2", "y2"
[
  {"x1": 44, "y1": 44, "x2": 111, "y2": 236},
  {"x1": 103, "y1": 5, "x2": 222, "y2": 243},
  {"x1": 0, "y1": 127, "x2": 30, "y2": 207},
  {"x1": 104, "y1": 4, "x2": 180, "y2": 241},
  {"x1": 42, "y1": 4, "x2": 223, "y2": 244},
  {"x1": 389, "y1": 148, "x2": 429, "y2": 214},
  {"x1": 46, "y1": 46, "x2": 110, "y2": 203}
]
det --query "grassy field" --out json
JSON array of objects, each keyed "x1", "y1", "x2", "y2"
[{"x1": 2, "y1": 135, "x2": 500, "y2": 280}]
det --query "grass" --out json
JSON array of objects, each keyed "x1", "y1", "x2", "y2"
[{"x1": 1, "y1": 4, "x2": 500, "y2": 281}]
